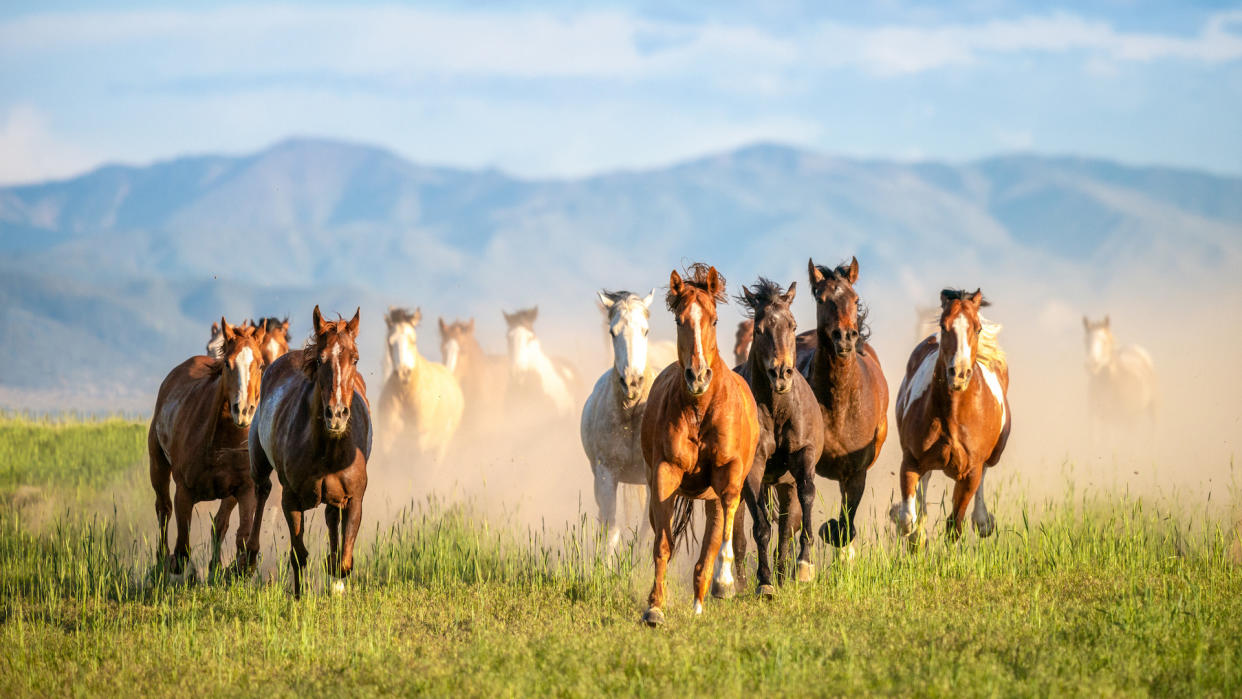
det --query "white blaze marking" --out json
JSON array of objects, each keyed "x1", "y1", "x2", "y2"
[
  {"x1": 331, "y1": 344, "x2": 343, "y2": 405},
  {"x1": 234, "y1": 347, "x2": 254, "y2": 409},
  {"x1": 951, "y1": 314, "x2": 972, "y2": 370},
  {"x1": 443, "y1": 339, "x2": 459, "y2": 373},
  {"x1": 897, "y1": 349, "x2": 936, "y2": 418},
  {"x1": 688, "y1": 303, "x2": 705, "y2": 371}
]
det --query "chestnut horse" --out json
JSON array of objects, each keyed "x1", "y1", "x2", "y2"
[
  {"x1": 377, "y1": 307, "x2": 464, "y2": 462},
  {"x1": 735, "y1": 279, "x2": 822, "y2": 594},
  {"x1": 249, "y1": 306, "x2": 372, "y2": 597},
  {"x1": 795, "y1": 257, "x2": 889, "y2": 557},
  {"x1": 438, "y1": 318, "x2": 509, "y2": 433},
  {"x1": 733, "y1": 319, "x2": 754, "y2": 367},
  {"x1": 254, "y1": 317, "x2": 291, "y2": 366},
  {"x1": 892, "y1": 289, "x2": 1011, "y2": 545},
  {"x1": 150, "y1": 318, "x2": 266, "y2": 580},
  {"x1": 640, "y1": 264, "x2": 759, "y2": 626}
]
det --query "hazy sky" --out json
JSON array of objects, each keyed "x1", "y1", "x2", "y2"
[{"x1": 1, "y1": 1, "x2": 1240, "y2": 184}]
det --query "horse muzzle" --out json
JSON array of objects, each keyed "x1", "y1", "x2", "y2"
[
  {"x1": 618, "y1": 369, "x2": 644, "y2": 403},
  {"x1": 229, "y1": 401, "x2": 257, "y2": 428},
  {"x1": 324, "y1": 404, "x2": 351, "y2": 434},
  {"x1": 766, "y1": 364, "x2": 795, "y2": 394},
  {"x1": 684, "y1": 367, "x2": 712, "y2": 396},
  {"x1": 946, "y1": 364, "x2": 974, "y2": 392}
]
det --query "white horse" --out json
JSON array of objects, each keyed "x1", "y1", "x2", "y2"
[
  {"x1": 580, "y1": 289, "x2": 663, "y2": 555},
  {"x1": 377, "y1": 307, "x2": 464, "y2": 464},
  {"x1": 1083, "y1": 316, "x2": 1157, "y2": 439},
  {"x1": 504, "y1": 307, "x2": 580, "y2": 419}
]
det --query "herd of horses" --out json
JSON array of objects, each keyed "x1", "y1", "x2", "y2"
[{"x1": 148, "y1": 256, "x2": 1155, "y2": 624}]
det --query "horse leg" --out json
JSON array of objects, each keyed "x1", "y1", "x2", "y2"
[
  {"x1": 282, "y1": 492, "x2": 309, "y2": 599},
  {"x1": 793, "y1": 447, "x2": 818, "y2": 582},
  {"x1": 231, "y1": 485, "x2": 257, "y2": 576},
  {"x1": 170, "y1": 485, "x2": 195, "y2": 581},
  {"x1": 946, "y1": 468, "x2": 983, "y2": 542},
  {"x1": 970, "y1": 468, "x2": 996, "y2": 537},
  {"x1": 335, "y1": 496, "x2": 364, "y2": 594},
  {"x1": 700, "y1": 497, "x2": 726, "y2": 606},
  {"x1": 743, "y1": 467, "x2": 774, "y2": 596},
  {"x1": 774, "y1": 482, "x2": 795, "y2": 583},
  {"x1": 244, "y1": 446, "x2": 274, "y2": 572},
  {"x1": 891, "y1": 457, "x2": 925, "y2": 551},
  {"x1": 208, "y1": 496, "x2": 236, "y2": 578},
  {"x1": 643, "y1": 463, "x2": 679, "y2": 627},
  {"x1": 325, "y1": 505, "x2": 342, "y2": 580},
  {"x1": 731, "y1": 494, "x2": 747, "y2": 593},
  {"x1": 148, "y1": 429, "x2": 172, "y2": 564},
  {"x1": 592, "y1": 464, "x2": 620, "y2": 557},
  {"x1": 709, "y1": 463, "x2": 744, "y2": 603},
  {"x1": 822, "y1": 468, "x2": 866, "y2": 559}
]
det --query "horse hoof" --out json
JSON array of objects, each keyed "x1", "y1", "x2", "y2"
[
  {"x1": 756, "y1": 584, "x2": 776, "y2": 598},
  {"x1": 973, "y1": 514, "x2": 997, "y2": 538},
  {"x1": 642, "y1": 607, "x2": 665, "y2": 627},
  {"x1": 888, "y1": 502, "x2": 903, "y2": 525},
  {"x1": 711, "y1": 580, "x2": 736, "y2": 600},
  {"x1": 835, "y1": 543, "x2": 857, "y2": 564},
  {"x1": 330, "y1": 579, "x2": 347, "y2": 596},
  {"x1": 905, "y1": 528, "x2": 927, "y2": 553},
  {"x1": 817, "y1": 522, "x2": 832, "y2": 543},
  {"x1": 796, "y1": 561, "x2": 815, "y2": 583}
]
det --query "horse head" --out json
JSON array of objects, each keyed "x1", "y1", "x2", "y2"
[
  {"x1": 386, "y1": 306, "x2": 421, "y2": 379},
  {"x1": 738, "y1": 278, "x2": 798, "y2": 394},
  {"x1": 598, "y1": 289, "x2": 655, "y2": 405},
  {"x1": 503, "y1": 307, "x2": 540, "y2": 378},
  {"x1": 939, "y1": 289, "x2": 989, "y2": 392},
  {"x1": 667, "y1": 263, "x2": 726, "y2": 397},
  {"x1": 1083, "y1": 315, "x2": 1113, "y2": 374},
  {"x1": 218, "y1": 316, "x2": 265, "y2": 428},
  {"x1": 255, "y1": 316, "x2": 291, "y2": 366},
  {"x1": 808, "y1": 256, "x2": 864, "y2": 358},
  {"x1": 311, "y1": 305, "x2": 361, "y2": 436},
  {"x1": 438, "y1": 317, "x2": 475, "y2": 374}
]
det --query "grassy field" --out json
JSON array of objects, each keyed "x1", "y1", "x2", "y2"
[{"x1": 1, "y1": 416, "x2": 1241, "y2": 696}]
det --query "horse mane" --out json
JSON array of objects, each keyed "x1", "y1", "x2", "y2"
[
  {"x1": 256, "y1": 316, "x2": 288, "y2": 333},
  {"x1": 299, "y1": 315, "x2": 353, "y2": 379},
  {"x1": 666, "y1": 262, "x2": 728, "y2": 311},
  {"x1": 734, "y1": 277, "x2": 786, "y2": 319},
  {"x1": 505, "y1": 307, "x2": 538, "y2": 330},
  {"x1": 938, "y1": 288, "x2": 1003, "y2": 369},
  {"x1": 386, "y1": 307, "x2": 419, "y2": 325}
]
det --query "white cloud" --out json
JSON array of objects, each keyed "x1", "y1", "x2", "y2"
[{"x1": 0, "y1": 105, "x2": 99, "y2": 185}]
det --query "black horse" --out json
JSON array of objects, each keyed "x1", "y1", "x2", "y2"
[{"x1": 734, "y1": 278, "x2": 824, "y2": 594}]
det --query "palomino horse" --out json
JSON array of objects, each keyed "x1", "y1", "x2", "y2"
[
  {"x1": 438, "y1": 318, "x2": 509, "y2": 432},
  {"x1": 150, "y1": 318, "x2": 266, "y2": 580},
  {"x1": 795, "y1": 257, "x2": 889, "y2": 557},
  {"x1": 504, "y1": 307, "x2": 581, "y2": 419},
  {"x1": 249, "y1": 306, "x2": 372, "y2": 597},
  {"x1": 1083, "y1": 316, "x2": 1156, "y2": 439},
  {"x1": 733, "y1": 319, "x2": 754, "y2": 366},
  {"x1": 892, "y1": 289, "x2": 1011, "y2": 544},
  {"x1": 377, "y1": 307, "x2": 464, "y2": 463},
  {"x1": 581, "y1": 289, "x2": 660, "y2": 556},
  {"x1": 735, "y1": 279, "x2": 822, "y2": 594},
  {"x1": 640, "y1": 264, "x2": 759, "y2": 626}
]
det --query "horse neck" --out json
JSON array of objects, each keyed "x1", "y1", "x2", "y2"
[
  {"x1": 747, "y1": 347, "x2": 776, "y2": 403},
  {"x1": 207, "y1": 367, "x2": 243, "y2": 445},
  {"x1": 811, "y1": 340, "x2": 861, "y2": 406}
]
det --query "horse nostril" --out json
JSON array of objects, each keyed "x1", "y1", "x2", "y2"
[
  {"x1": 684, "y1": 368, "x2": 695, "y2": 384},
  {"x1": 703, "y1": 368, "x2": 712, "y2": 382}
]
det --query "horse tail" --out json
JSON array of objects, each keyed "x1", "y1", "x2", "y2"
[{"x1": 670, "y1": 495, "x2": 698, "y2": 551}]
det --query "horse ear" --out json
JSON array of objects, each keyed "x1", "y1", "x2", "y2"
[
  {"x1": 502, "y1": 310, "x2": 514, "y2": 325},
  {"x1": 845, "y1": 257, "x2": 859, "y2": 284},
  {"x1": 1103, "y1": 314, "x2": 1110, "y2": 328},
  {"x1": 413, "y1": 308, "x2": 422, "y2": 326},
  {"x1": 784, "y1": 281, "x2": 797, "y2": 303},
  {"x1": 597, "y1": 291, "x2": 614, "y2": 309},
  {"x1": 222, "y1": 316, "x2": 235, "y2": 341},
  {"x1": 254, "y1": 325, "x2": 267, "y2": 344},
  {"x1": 313, "y1": 305, "x2": 326, "y2": 335},
  {"x1": 531, "y1": 306, "x2": 538, "y2": 323},
  {"x1": 669, "y1": 270, "x2": 683, "y2": 295},
  {"x1": 347, "y1": 307, "x2": 361, "y2": 335},
  {"x1": 741, "y1": 285, "x2": 756, "y2": 307},
  {"x1": 643, "y1": 288, "x2": 655, "y2": 308},
  {"x1": 939, "y1": 290, "x2": 953, "y2": 307},
  {"x1": 282, "y1": 316, "x2": 290, "y2": 331},
  {"x1": 808, "y1": 258, "x2": 824, "y2": 285},
  {"x1": 706, "y1": 266, "x2": 722, "y2": 298},
  {"x1": 1082, "y1": 316, "x2": 1090, "y2": 330},
  {"x1": 211, "y1": 321, "x2": 220, "y2": 336},
  {"x1": 467, "y1": 318, "x2": 475, "y2": 333},
  {"x1": 969, "y1": 289, "x2": 983, "y2": 306},
  {"x1": 438, "y1": 317, "x2": 448, "y2": 335}
]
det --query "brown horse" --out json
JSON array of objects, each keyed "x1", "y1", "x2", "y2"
[
  {"x1": 248, "y1": 306, "x2": 371, "y2": 597},
  {"x1": 795, "y1": 257, "x2": 889, "y2": 557},
  {"x1": 438, "y1": 317, "x2": 509, "y2": 433},
  {"x1": 735, "y1": 279, "x2": 822, "y2": 594},
  {"x1": 150, "y1": 318, "x2": 266, "y2": 580},
  {"x1": 892, "y1": 289, "x2": 1010, "y2": 544},
  {"x1": 254, "y1": 317, "x2": 291, "y2": 366},
  {"x1": 733, "y1": 319, "x2": 754, "y2": 366},
  {"x1": 640, "y1": 264, "x2": 759, "y2": 626}
]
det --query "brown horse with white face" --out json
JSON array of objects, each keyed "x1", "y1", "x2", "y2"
[
  {"x1": 892, "y1": 289, "x2": 1011, "y2": 545},
  {"x1": 795, "y1": 257, "x2": 889, "y2": 557},
  {"x1": 150, "y1": 318, "x2": 266, "y2": 580},
  {"x1": 438, "y1": 317, "x2": 509, "y2": 434},
  {"x1": 640, "y1": 264, "x2": 759, "y2": 627},
  {"x1": 254, "y1": 317, "x2": 291, "y2": 366},
  {"x1": 248, "y1": 306, "x2": 371, "y2": 597}
]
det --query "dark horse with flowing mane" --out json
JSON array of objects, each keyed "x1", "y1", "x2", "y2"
[
  {"x1": 795, "y1": 257, "x2": 889, "y2": 557},
  {"x1": 150, "y1": 318, "x2": 266, "y2": 580},
  {"x1": 249, "y1": 306, "x2": 372, "y2": 597},
  {"x1": 735, "y1": 278, "x2": 823, "y2": 594},
  {"x1": 892, "y1": 289, "x2": 1010, "y2": 545},
  {"x1": 640, "y1": 264, "x2": 759, "y2": 626}
]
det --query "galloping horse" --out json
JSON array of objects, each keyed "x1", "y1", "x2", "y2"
[
  {"x1": 438, "y1": 318, "x2": 509, "y2": 433},
  {"x1": 1083, "y1": 315, "x2": 1156, "y2": 439},
  {"x1": 640, "y1": 264, "x2": 759, "y2": 626},
  {"x1": 598, "y1": 295, "x2": 676, "y2": 374},
  {"x1": 150, "y1": 318, "x2": 266, "y2": 580},
  {"x1": 735, "y1": 279, "x2": 822, "y2": 593},
  {"x1": 733, "y1": 319, "x2": 754, "y2": 366},
  {"x1": 581, "y1": 289, "x2": 660, "y2": 555},
  {"x1": 377, "y1": 307, "x2": 463, "y2": 462},
  {"x1": 249, "y1": 306, "x2": 372, "y2": 597},
  {"x1": 892, "y1": 289, "x2": 1011, "y2": 544},
  {"x1": 796, "y1": 257, "x2": 889, "y2": 557},
  {"x1": 504, "y1": 307, "x2": 581, "y2": 419},
  {"x1": 254, "y1": 317, "x2": 291, "y2": 366}
]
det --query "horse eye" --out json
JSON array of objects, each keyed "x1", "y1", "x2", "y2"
[{"x1": 643, "y1": 328, "x2": 649, "y2": 336}]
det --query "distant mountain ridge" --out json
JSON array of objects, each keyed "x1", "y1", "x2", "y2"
[{"x1": 1, "y1": 138, "x2": 1239, "y2": 401}]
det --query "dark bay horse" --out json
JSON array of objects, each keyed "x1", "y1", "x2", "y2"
[
  {"x1": 733, "y1": 319, "x2": 754, "y2": 367},
  {"x1": 795, "y1": 257, "x2": 889, "y2": 558},
  {"x1": 892, "y1": 289, "x2": 1010, "y2": 544},
  {"x1": 249, "y1": 306, "x2": 372, "y2": 597},
  {"x1": 438, "y1": 317, "x2": 509, "y2": 433},
  {"x1": 150, "y1": 318, "x2": 266, "y2": 580},
  {"x1": 735, "y1": 279, "x2": 822, "y2": 594},
  {"x1": 640, "y1": 264, "x2": 759, "y2": 626}
]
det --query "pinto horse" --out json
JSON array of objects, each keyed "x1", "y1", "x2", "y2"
[
  {"x1": 735, "y1": 279, "x2": 822, "y2": 594},
  {"x1": 795, "y1": 257, "x2": 889, "y2": 557},
  {"x1": 733, "y1": 319, "x2": 754, "y2": 367},
  {"x1": 892, "y1": 289, "x2": 1011, "y2": 544},
  {"x1": 150, "y1": 318, "x2": 266, "y2": 580},
  {"x1": 438, "y1": 317, "x2": 509, "y2": 433},
  {"x1": 504, "y1": 307, "x2": 581, "y2": 419},
  {"x1": 377, "y1": 307, "x2": 464, "y2": 463},
  {"x1": 640, "y1": 264, "x2": 759, "y2": 626},
  {"x1": 249, "y1": 306, "x2": 372, "y2": 597}
]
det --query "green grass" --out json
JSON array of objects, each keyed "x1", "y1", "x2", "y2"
[
  {"x1": 1, "y1": 416, "x2": 1240, "y2": 696},
  {"x1": 0, "y1": 414, "x2": 145, "y2": 494}
]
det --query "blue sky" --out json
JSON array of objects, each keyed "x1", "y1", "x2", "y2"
[{"x1": 1, "y1": 1, "x2": 1240, "y2": 184}]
